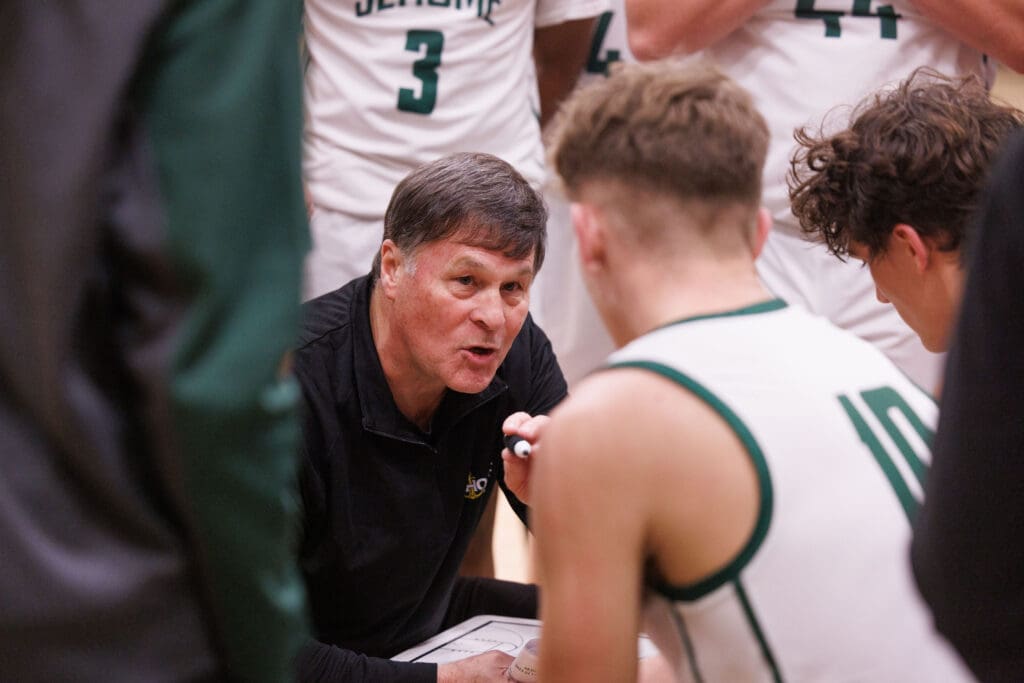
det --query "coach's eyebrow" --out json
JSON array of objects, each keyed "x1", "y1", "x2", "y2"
[{"x1": 451, "y1": 256, "x2": 534, "y2": 278}]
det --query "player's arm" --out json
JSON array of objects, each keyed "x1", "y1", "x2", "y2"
[
  {"x1": 909, "y1": 0, "x2": 1024, "y2": 72},
  {"x1": 531, "y1": 374, "x2": 656, "y2": 682},
  {"x1": 626, "y1": 0, "x2": 770, "y2": 59},
  {"x1": 535, "y1": 17, "x2": 599, "y2": 128},
  {"x1": 533, "y1": 367, "x2": 760, "y2": 681}
]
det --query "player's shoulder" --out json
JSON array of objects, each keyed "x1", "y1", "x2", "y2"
[
  {"x1": 545, "y1": 366, "x2": 724, "y2": 469},
  {"x1": 565, "y1": 365, "x2": 726, "y2": 421},
  {"x1": 556, "y1": 366, "x2": 667, "y2": 420}
]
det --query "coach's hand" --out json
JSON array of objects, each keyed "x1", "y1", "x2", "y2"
[
  {"x1": 437, "y1": 650, "x2": 514, "y2": 682},
  {"x1": 501, "y1": 411, "x2": 550, "y2": 506}
]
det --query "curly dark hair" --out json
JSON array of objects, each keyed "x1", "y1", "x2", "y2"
[{"x1": 788, "y1": 68, "x2": 1023, "y2": 262}]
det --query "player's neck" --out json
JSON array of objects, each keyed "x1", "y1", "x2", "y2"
[{"x1": 604, "y1": 260, "x2": 771, "y2": 347}]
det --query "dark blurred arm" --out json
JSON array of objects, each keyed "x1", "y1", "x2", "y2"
[{"x1": 534, "y1": 17, "x2": 599, "y2": 128}]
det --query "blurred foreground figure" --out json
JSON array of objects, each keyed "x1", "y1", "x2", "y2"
[
  {"x1": 912, "y1": 131, "x2": 1024, "y2": 683},
  {"x1": 0, "y1": 2, "x2": 310, "y2": 681},
  {"x1": 533, "y1": 60, "x2": 972, "y2": 683}
]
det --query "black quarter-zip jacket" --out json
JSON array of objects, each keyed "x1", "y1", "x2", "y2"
[{"x1": 293, "y1": 275, "x2": 567, "y2": 682}]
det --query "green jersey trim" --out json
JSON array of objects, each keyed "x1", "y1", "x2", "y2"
[
  {"x1": 655, "y1": 298, "x2": 787, "y2": 331},
  {"x1": 608, "y1": 360, "x2": 774, "y2": 601},
  {"x1": 670, "y1": 607, "x2": 705, "y2": 683},
  {"x1": 735, "y1": 578, "x2": 784, "y2": 682}
]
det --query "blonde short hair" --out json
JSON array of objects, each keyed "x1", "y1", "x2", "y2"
[{"x1": 549, "y1": 60, "x2": 769, "y2": 208}]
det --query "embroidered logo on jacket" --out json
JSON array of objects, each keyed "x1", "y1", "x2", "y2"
[{"x1": 465, "y1": 473, "x2": 489, "y2": 500}]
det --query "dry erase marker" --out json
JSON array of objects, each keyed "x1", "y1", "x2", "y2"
[{"x1": 504, "y1": 434, "x2": 532, "y2": 458}]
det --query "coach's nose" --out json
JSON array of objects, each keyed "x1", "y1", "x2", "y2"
[{"x1": 471, "y1": 288, "x2": 505, "y2": 330}]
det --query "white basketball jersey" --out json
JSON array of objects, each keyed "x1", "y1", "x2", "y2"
[
  {"x1": 606, "y1": 300, "x2": 972, "y2": 682},
  {"x1": 303, "y1": 0, "x2": 607, "y2": 218},
  {"x1": 699, "y1": 0, "x2": 993, "y2": 235}
]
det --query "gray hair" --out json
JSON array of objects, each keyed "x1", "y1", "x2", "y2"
[{"x1": 370, "y1": 152, "x2": 547, "y2": 281}]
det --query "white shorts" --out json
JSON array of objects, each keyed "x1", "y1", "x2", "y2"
[
  {"x1": 303, "y1": 206, "x2": 383, "y2": 300},
  {"x1": 757, "y1": 228, "x2": 945, "y2": 392}
]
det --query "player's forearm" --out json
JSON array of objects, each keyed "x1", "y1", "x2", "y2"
[
  {"x1": 538, "y1": 621, "x2": 640, "y2": 682},
  {"x1": 911, "y1": 0, "x2": 1024, "y2": 72},
  {"x1": 626, "y1": 0, "x2": 770, "y2": 59},
  {"x1": 535, "y1": 18, "x2": 598, "y2": 128},
  {"x1": 535, "y1": 548, "x2": 642, "y2": 680}
]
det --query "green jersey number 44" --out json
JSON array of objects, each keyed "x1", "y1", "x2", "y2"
[{"x1": 795, "y1": 0, "x2": 899, "y2": 39}]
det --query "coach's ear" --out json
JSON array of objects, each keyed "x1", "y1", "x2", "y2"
[
  {"x1": 378, "y1": 238, "x2": 404, "y2": 299},
  {"x1": 752, "y1": 207, "x2": 772, "y2": 259},
  {"x1": 571, "y1": 202, "x2": 606, "y2": 270},
  {"x1": 891, "y1": 223, "x2": 931, "y2": 274}
]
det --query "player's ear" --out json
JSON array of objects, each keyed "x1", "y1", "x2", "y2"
[
  {"x1": 752, "y1": 207, "x2": 772, "y2": 259},
  {"x1": 891, "y1": 224, "x2": 930, "y2": 274},
  {"x1": 571, "y1": 202, "x2": 605, "y2": 269},
  {"x1": 378, "y1": 239, "x2": 404, "y2": 298}
]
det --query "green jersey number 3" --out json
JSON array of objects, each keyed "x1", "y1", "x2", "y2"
[
  {"x1": 838, "y1": 386, "x2": 933, "y2": 523},
  {"x1": 398, "y1": 30, "x2": 444, "y2": 115}
]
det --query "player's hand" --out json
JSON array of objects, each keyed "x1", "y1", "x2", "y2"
[
  {"x1": 501, "y1": 411, "x2": 550, "y2": 505},
  {"x1": 436, "y1": 650, "x2": 515, "y2": 682}
]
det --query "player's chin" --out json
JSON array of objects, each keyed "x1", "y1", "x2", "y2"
[
  {"x1": 900, "y1": 315, "x2": 940, "y2": 353},
  {"x1": 917, "y1": 325, "x2": 947, "y2": 354}
]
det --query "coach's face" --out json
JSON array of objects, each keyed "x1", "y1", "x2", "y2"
[{"x1": 383, "y1": 231, "x2": 535, "y2": 395}]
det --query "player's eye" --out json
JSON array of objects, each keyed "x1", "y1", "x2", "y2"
[
  {"x1": 455, "y1": 275, "x2": 473, "y2": 286},
  {"x1": 501, "y1": 281, "x2": 522, "y2": 293}
]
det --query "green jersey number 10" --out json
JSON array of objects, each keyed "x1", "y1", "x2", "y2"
[{"x1": 838, "y1": 386, "x2": 933, "y2": 523}]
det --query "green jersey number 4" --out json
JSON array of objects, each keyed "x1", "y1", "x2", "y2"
[
  {"x1": 585, "y1": 12, "x2": 621, "y2": 76},
  {"x1": 398, "y1": 30, "x2": 444, "y2": 115},
  {"x1": 838, "y1": 386, "x2": 933, "y2": 523}
]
